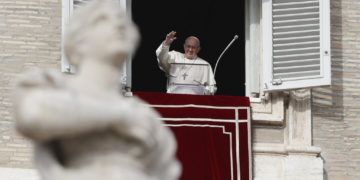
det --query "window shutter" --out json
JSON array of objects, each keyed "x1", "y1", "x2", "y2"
[
  {"x1": 61, "y1": 0, "x2": 132, "y2": 89},
  {"x1": 262, "y1": 0, "x2": 330, "y2": 91},
  {"x1": 73, "y1": 0, "x2": 93, "y2": 9},
  {"x1": 61, "y1": 0, "x2": 73, "y2": 73},
  {"x1": 60, "y1": 0, "x2": 91, "y2": 73},
  {"x1": 61, "y1": 0, "x2": 129, "y2": 74}
]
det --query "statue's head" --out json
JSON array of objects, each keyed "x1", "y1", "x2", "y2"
[{"x1": 64, "y1": 0, "x2": 139, "y2": 67}]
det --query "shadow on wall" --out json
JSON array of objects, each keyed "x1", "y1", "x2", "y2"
[
  {"x1": 312, "y1": 0, "x2": 343, "y2": 179},
  {"x1": 312, "y1": 0, "x2": 343, "y2": 120}
]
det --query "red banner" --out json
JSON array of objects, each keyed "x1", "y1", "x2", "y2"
[{"x1": 135, "y1": 92, "x2": 251, "y2": 180}]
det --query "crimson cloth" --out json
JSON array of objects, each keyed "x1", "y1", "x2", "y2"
[{"x1": 135, "y1": 92, "x2": 251, "y2": 180}]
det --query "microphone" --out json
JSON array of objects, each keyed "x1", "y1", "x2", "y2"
[{"x1": 213, "y1": 35, "x2": 239, "y2": 78}]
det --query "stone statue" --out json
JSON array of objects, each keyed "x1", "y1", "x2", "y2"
[{"x1": 13, "y1": 1, "x2": 181, "y2": 179}]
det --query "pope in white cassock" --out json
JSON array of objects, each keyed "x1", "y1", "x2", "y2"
[{"x1": 156, "y1": 31, "x2": 217, "y2": 95}]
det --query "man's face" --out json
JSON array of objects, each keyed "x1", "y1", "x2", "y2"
[{"x1": 183, "y1": 38, "x2": 200, "y2": 60}]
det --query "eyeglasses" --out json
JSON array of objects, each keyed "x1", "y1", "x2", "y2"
[{"x1": 184, "y1": 45, "x2": 199, "y2": 50}]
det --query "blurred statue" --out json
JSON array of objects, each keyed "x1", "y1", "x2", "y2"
[{"x1": 13, "y1": 0, "x2": 180, "y2": 180}]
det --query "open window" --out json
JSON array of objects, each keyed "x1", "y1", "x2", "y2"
[
  {"x1": 62, "y1": 0, "x2": 245, "y2": 96},
  {"x1": 61, "y1": 0, "x2": 330, "y2": 99},
  {"x1": 131, "y1": 0, "x2": 246, "y2": 96}
]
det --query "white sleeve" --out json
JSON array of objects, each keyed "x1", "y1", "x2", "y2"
[
  {"x1": 205, "y1": 64, "x2": 217, "y2": 95},
  {"x1": 155, "y1": 43, "x2": 173, "y2": 73}
]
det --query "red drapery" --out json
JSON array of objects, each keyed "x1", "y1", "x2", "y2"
[{"x1": 135, "y1": 92, "x2": 251, "y2": 180}]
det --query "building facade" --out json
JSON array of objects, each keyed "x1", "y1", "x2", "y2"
[{"x1": 0, "y1": 0, "x2": 359, "y2": 179}]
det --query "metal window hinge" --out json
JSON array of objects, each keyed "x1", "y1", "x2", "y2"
[{"x1": 271, "y1": 79, "x2": 283, "y2": 86}]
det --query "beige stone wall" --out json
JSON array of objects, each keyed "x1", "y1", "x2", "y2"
[
  {"x1": 0, "y1": 0, "x2": 61, "y2": 168},
  {"x1": 1, "y1": 0, "x2": 359, "y2": 179},
  {"x1": 312, "y1": 0, "x2": 360, "y2": 179}
]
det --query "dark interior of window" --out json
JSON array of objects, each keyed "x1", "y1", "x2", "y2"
[{"x1": 131, "y1": 0, "x2": 245, "y2": 96}]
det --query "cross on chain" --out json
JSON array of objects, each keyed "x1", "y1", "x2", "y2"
[{"x1": 182, "y1": 73, "x2": 188, "y2": 80}]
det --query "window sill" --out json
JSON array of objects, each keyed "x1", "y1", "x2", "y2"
[{"x1": 250, "y1": 92, "x2": 285, "y2": 125}]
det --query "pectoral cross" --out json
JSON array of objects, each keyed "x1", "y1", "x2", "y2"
[{"x1": 182, "y1": 73, "x2": 188, "y2": 80}]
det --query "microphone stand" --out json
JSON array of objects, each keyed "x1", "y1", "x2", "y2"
[{"x1": 213, "y1": 35, "x2": 239, "y2": 78}]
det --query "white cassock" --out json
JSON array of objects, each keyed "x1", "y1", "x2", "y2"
[{"x1": 156, "y1": 44, "x2": 217, "y2": 95}]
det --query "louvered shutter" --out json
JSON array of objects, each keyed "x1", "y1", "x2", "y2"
[
  {"x1": 74, "y1": 0, "x2": 93, "y2": 9},
  {"x1": 262, "y1": 0, "x2": 330, "y2": 91}
]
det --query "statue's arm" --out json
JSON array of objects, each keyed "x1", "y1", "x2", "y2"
[
  {"x1": 15, "y1": 89, "x2": 126, "y2": 141},
  {"x1": 34, "y1": 143, "x2": 111, "y2": 180},
  {"x1": 15, "y1": 87, "x2": 161, "y2": 147}
]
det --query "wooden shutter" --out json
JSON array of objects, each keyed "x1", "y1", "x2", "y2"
[{"x1": 262, "y1": 0, "x2": 330, "y2": 91}]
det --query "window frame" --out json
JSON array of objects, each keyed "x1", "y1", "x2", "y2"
[
  {"x1": 61, "y1": 0, "x2": 133, "y2": 89},
  {"x1": 61, "y1": 0, "x2": 73, "y2": 73}
]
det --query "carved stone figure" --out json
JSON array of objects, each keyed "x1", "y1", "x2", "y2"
[{"x1": 13, "y1": 1, "x2": 180, "y2": 179}]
